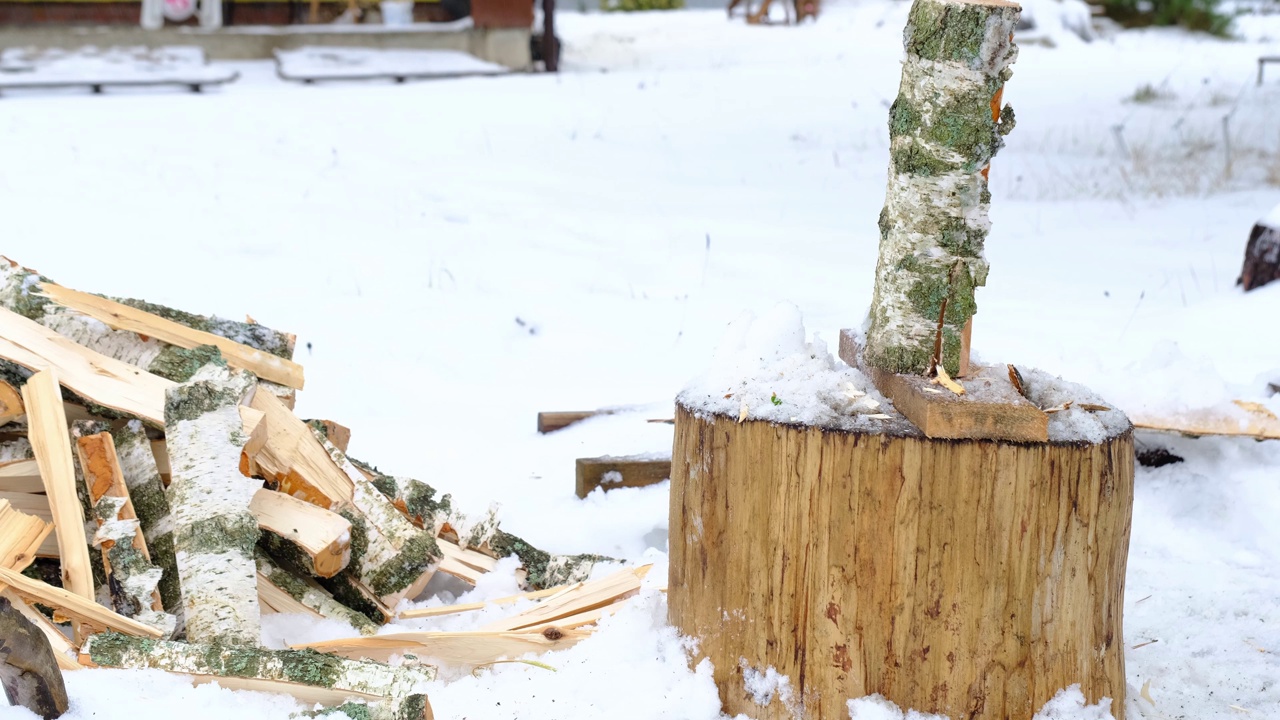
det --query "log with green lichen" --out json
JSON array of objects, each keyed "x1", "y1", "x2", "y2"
[
  {"x1": 165, "y1": 362, "x2": 262, "y2": 645},
  {"x1": 82, "y1": 631, "x2": 436, "y2": 701},
  {"x1": 863, "y1": 0, "x2": 1020, "y2": 376},
  {"x1": 109, "y1": 420, "x2": 181, "y2": 618},
  {"x1": 0, "y1": 260, "x2": 294, "y2": 385},
  {"x1": 296, "y1": 695, "x2": 431, "y2": 720},
  {"x1": 71, "y1": 421, "x2": 175, "y2": 638},
  {"x1": 256, "y1": 551, "x2": 379, "y2": 636}
]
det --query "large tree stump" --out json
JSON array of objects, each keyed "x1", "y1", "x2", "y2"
[{"x1": 668, "y1": 401, "x2": 1133, "y2": 720}]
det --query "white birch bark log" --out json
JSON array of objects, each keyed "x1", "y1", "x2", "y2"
[
  {"x1": 0, "y1": 260, "x2": 295, "y2": 385},
  {"x1": 110, "y1": 420, "x2": 182, "y2": 618},
  {"x1": 81, "y1": 631, "x2": 437, "y2": 698},
  {"x1": 863, "y1": 0, "x2": 1020, "y2": 376},
  {"x1": 0, "y1": 438, "x2": 32, "y2": 463},
  {"x1": 164, "y1": 362, "x2": 261, "y2": 645},
  {"x1": 255, "y1": 551, "x2": 379, "y2": 636}
]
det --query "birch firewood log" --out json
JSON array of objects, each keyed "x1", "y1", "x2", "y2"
[
  {"x1": 110, "y1": 420, "x2": 182, "y2": 616},
  {"x1": 164, "y1": 362, "x2": 261, "y2": 645},
  {"x1": 256, "y1": 551, "x2": 379, "y2": 635},
  {"x1": 863, "y1": 0, "x2": 1020, "y2": 376}
]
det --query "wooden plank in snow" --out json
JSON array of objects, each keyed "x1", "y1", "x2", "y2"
[{"x1": 575, "y1": 456, "x2": 671, "y2": 498}]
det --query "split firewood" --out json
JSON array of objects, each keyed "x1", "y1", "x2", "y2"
[
  {"x1": 397, "y1": 585, "x2": 567, "y2": 621},
  {"x1": 349, "y1": 458, "x2": 452, "y2": 531},
  {"x1": 0, "y1": 459, "x2": 41, "y2": 494},
  {"x1": 0, "y1": 258, "x2": 297, "y2": 385},
  {"x1": 0, "y1": 493, "x2": 57, "y2": 560},
  {"x1": 292, "y1": 626, "x2": 591, "y2": 667},
  {"x1": 255, "y1": 551, "x2": 378, "y2": 635},
  {"x1": 164, "y1": 362, "x2": 262, "y2": 645},
  {"x1": 110, "y1": 420, "x2": 181, "y2": 615},
  {"x1": 0, "y1": 566, "x2": 164, "y2": 638},
  {"x1": 22, "y1": 370, "x2": 95, "y2": 640},
  {"x1": 71, "y1": 421, "x2": 174, "y2": 637},
  {"x1": 252, "y1": 488, "x2": 352, "y2": 579},
  {"x1": 38, "y1": 283, "x2": 304, "y2": 389},
  {"x1": 0, "y1": 499, "x2": 52, "y2": 571},
  {"x1": 82, "y1": 631, "x2": 436, "y2": 710},
  {"x1": 0, "y1": 438, "x2": 33, "y2": 464},
  {"x1": 0, "y1": 308, "x2": 173, "y2": 425},
  {"x1": 0, "y1": 379, "x2": 23, "y2": 426},
  {"x1": 480, "y1": 564, "x2": 651, "y2": 632},
  {"x1": 0, "y1": 589, "x2": 81, "y2": 672},
  {"x1": 0, "y1": 593, "x2": 69, "y2": 720},
  {"x1": 306, "y1": 419, "x2": 352, "y2": 454},
  {"x1": 300, "y1": 696, "x2": 433, "y2": 720}
]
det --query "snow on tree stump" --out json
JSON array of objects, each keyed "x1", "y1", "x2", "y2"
[{"x1": 668, "y1": 303, "x2": 1134, "y2": 720}]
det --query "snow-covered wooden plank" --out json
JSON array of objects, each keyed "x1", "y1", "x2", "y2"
[
  {"x1": 575, "y1": 455, "x2": 671, "y2": 498},
  {"x1": 1131, "y1": 400, "x2": 1280, "y2": 441},
  {"x1": 82, "y1": 631, "x2": 437, "y2": 707},
  {"x1": 252, "y1": 488, "x2": 352, "y2": 579},
  {"x1": 0, "y1": 307, "x2": 173, "y2": 425},
  {"x1": 481, "y1": 565, "x2": 651, "y2": 632},
  {"x1": 0, "y1": 566, "x2": 164, "y2": 638},
  {"x1": 40, "y1": 283, "x2": 305, "y2": 389},
  {"x1": 21, "y1": 370, "x2": 96, "y2": 630},
  {"x1": 0, "y1": 498, "x2": 52, "y2": 571},
  {"x1": 72, "y1": 423, "x2": 174, "y2": 636},
  {"x1": 164, "y1": 363, "x2": 261, "y2": 645},
  {"x1": 292, "y1": 627, "x2": 590, "y2": 666},
  {"x1": 274, "y1": 47, "x2": 508, "y2": 84},
  {"x1": 0, "y1": 460, "x2": 42, "y2": 493},
  {"x1": 839, "y1": 329, "x2": 1048, "y2": 442},
  {"x1": 0, "y1": 588, "x2": 82, "y2": 671},
  {"x1": 256, "y1": 552, "x2": 378, "y2": 636}
]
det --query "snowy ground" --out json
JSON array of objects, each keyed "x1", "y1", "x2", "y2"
[{"x1": 2, "y1": 2, "x2": 1279, "y2": 719}]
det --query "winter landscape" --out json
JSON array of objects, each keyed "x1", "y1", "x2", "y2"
[{"x1": 1, "y1": 0, "x2": 1279, "y2": 719}]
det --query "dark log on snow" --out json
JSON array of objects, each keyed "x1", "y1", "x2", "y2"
[
  {"x1": 0, "y1": 594, "x2": 68, "y2": 720},
  {"x1": 1238, "y1": 219, "x2": 1280, "y2": 292}
]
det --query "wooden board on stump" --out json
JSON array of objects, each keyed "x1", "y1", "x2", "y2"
[{"x1": 668, "y1": 399, "x2": 1134, "y2": 720}]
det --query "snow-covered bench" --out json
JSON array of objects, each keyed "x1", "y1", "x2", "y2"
[
  {"x1": 274, "y1": 47, "x2": 510, "y2": 84},
  {"x1": 0, "y1": 46, "x2": 238, "y2": 96}
]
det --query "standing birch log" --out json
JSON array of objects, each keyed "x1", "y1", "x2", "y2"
[
  {"x1": 863, "y1": 0, "x2": 1020, "y2": 376},
  {"x1": 165, "y1": 362, "x2": 262, "y2": 645}
]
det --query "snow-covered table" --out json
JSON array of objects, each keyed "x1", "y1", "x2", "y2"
[
  {"x1": 274, "y1": 46, "x2": 510, "y2": 84},
  {"x1": 0, "y1": 46, "x2": 239, "y2": 95}
]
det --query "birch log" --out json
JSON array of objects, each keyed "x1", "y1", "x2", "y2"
[
  {"x1": 81, "y1": 631, "x2": 436, "y2": 706},
  {"x1": 110, "y1": 420, "x2": 181, "y2": 615},
  {"x1": 256, "y1": 551, "x2": 379, "y2": 635},
  {"x1": 71, "y1": 422, "x2": 175, "y2": 637},
  {"x1": 0, "y1": 258, "x2": 295, "y2": 384},
  {"x1": 164, "y1": 363, "x2": 261, "y2": 645},
  {"x1": 863, "y1": 0, "x2": 1020, "y2": 376}
]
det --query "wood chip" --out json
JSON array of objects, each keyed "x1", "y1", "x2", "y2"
[
  {"x1": 866, "y1": 413, "x2": 893, "y2": 420},
  {"x1": 1140, "y1": 679, "x2": 1155, "y2": 706},
  {"x1": 1007, "y1": 364, "x2": 1028, "y2": 398},
  {"x1": 932, "y1": 364, "x2": 965, "y2": 396},
  {"x1": 738, "y1": 400, "x2": 748, "y2": 424},
  {"x1": 1233, "y1": 400, "x2": 1278, "y2": 420},
  {"x1": 1043, "y1": 401, "x2": 1073, "y2": 414},
  {"x1": 1079, "y1": 403, "x2": 1111, "y2": 412}
]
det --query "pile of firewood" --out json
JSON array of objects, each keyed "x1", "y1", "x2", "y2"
[{"x1": 0, "y1": 256, "x2": 646, "y2": 720}]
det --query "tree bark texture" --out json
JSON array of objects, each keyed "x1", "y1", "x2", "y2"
[
  {"x1": 668, "y1": 402, "x2": 1133, "y2": 720},
  {"x1": 864, "y1": 0, "x2": 1020, "y2": 376},
  {"x1": 110, "y1": 420, "x2": 182, "y2": 617},
  {"x1": 164, "y1": 363, "x2": 261, "y2": 645}
]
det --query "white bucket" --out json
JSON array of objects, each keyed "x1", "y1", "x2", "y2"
[{"x1": 380, "y1": 0, "x2": 414, "y2": 25}]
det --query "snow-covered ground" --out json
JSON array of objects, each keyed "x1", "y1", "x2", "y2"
[{"x1": 2, "y1": 2, "x2": 1279, "y2": 719}]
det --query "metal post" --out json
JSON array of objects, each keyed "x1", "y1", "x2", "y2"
[{"x1": 542, "y1": 0, "x2": 558, "y2": 72}]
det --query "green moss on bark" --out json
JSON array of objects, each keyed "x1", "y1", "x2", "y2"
[
  {"x1": 489, "y1": 531, "x2": 609, "y2": 590},
  {"x1": 111, "y1": 297, "x2": 296, "y2": 360},
  {"x1": 365, "y1": 533, "x2": 440, "y2": 598},
  {"x1": 174, "y1": 513, "x2": 259, "y2": 557},
  {"x1": 148, "y1": 344, "x2": 224, "y2": 383},
  {"x1": 905, "y1": 0, "x2": 1015, "y2": 66},
  {"x1": 316, "y1": 571, "x2": 390, "y2": 625}
]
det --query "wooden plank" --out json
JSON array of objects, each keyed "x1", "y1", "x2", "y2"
[
  {"x1": 292, "y1": 627, "x2": 591, "y2": 666},
  {"x1": 1131, "y1": 400, "x2": 1280, "y2": 441},
  {"x1": 838, "y1": 328, "x2": 1049, "y2": 442},
  {"x1": 0, "y1": 459, "x2": 43, "y2": 493},
  {"x1": 39, "y1": 283, "x2": 304, "y2": 390},
  {"x1": 0, "y1": 566, "x2": 164, "y2": 638},
  {"x1": 22, "y1": 370, "x2": 96, "y2": 631},
  {"x1": 537, "y1": 411, "x2": 607, "y2": 434},
  {"x1": 0, "y1": 379, "x2": 24, "y2": 425},
  {"x1": 0, "y1": 498, "x2": 53, "y2": 571},
  {"x1": 0, "y1": 307, "x2": 174, "y2": 425},
  {"x1": 150, "y1": 439, "x2": 171, "y2": 486},
  {"x1": 0, "y1": 588, "x2": 82, "y2": 671},
  {"x1": 575, "y1": 456, "x2": 671, "y2": 499},
  {"x1": 249, "y1": 390, "x2": 354, "y2": 508},
  {"x1": 251, "y1": 488, "x2": 352, "y2": 578}
]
